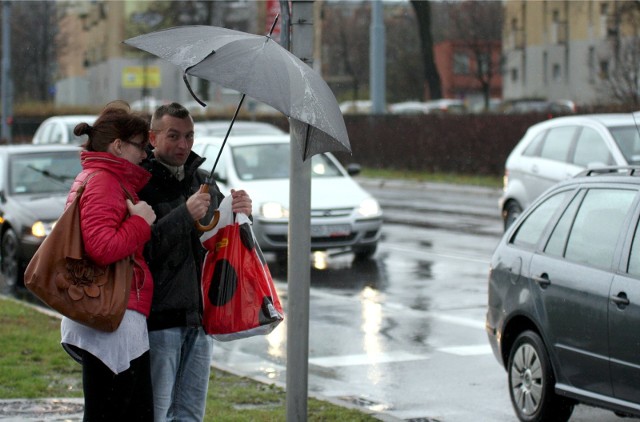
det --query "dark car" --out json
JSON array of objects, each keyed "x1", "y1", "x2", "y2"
[
  {"x1": 0, "y1": 145, "x2": 82, "y2": 288},
  {"x1": 486, "y1": 166, "x2": 640, "y2": 421}
]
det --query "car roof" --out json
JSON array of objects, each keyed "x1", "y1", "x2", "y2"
[
  {"x1": 194, "y1": 134, "x2": 291, "y2": 147},
  {"x1": 41, "y1": 115, "x2": 97, "y2": 123},
  {"x1": 0, "y1": 144, "x2": 82, "y2": 153},
  {"x1": 532, "y1": 113, "x2": 639, "y2": 129}
]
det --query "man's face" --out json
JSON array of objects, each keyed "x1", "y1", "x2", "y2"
[{"x1": 150, "y1": 114, "x2": 195, "y2": 167}]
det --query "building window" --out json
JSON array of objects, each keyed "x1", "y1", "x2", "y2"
[
  {"x1": 511, "y1": 68, "x2": 519, "y2": 82},
  {"x1": 588, "y1": 46, "x2": 595, "y2": 82},
  {"x1": 543, "y1": 51, "x2": 548, "y2": 84},
  {"x1": 552, "y1": 64, "x2": 562, "y2": 81},
  {"x1": 453, "y1": 52, "x2": 470, "y2": 75},
  {"x1": 599, "y1": 60, "x2": 609, "y2": 78},
  {"x1": 478, "y1": 53, "x2": 489, "y2": 74}
]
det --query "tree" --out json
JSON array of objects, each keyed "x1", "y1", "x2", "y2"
[
  {"x1": 410, "y1": 0, "x2": 442, "y2": 99},
  {"x1": 445, "y1": 1, "x2": 503, "y2": 110},
  {"x1": 5, "y1": 1, "x2": 58, "y2": 103},
  {"x1": 597, "y1": 1, "x2": 640, "y2": 105}
]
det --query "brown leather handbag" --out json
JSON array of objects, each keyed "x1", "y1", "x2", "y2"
[{"x1": 24, "y1": 174, "x2": 133, "y2": 332}]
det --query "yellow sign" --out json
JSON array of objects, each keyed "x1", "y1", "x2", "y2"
[{"x1": 122, "y1": 66, "x2": 161, "y2": 88}]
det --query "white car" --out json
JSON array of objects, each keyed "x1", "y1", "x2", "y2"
[
  {"x1": 32, "y1": 115, "x2": 97, "y2": 145},
  {"x1": 500, "y1": 113, "x2": 640, "y2": 229},
  {"x1": 194, "y1": 120, "x2": 285, "y2": 138},
  {"x1": 192, "y1": 134, "x2": 383, "y2": 261}
]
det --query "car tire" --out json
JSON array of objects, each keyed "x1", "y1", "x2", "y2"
[
  {"x1": 504, "y1": 201, "x2": 523, "y2": 230},
  {"x1": 507, "y1": 330, "x2": 574, "y2": 422},
  {"x1": 353, "y1": 244, "x2": 377, "y2": 261},
  {"x1": 2, "y1": 229, "x2": 23, "y2": 288}
]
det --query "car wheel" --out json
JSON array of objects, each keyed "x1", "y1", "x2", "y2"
[
  {"x1": 504, "y1": 201, "x2": 523, "y2": 230},
  {"x1": 507, "y1": 331, "x2": 574, "y2": 422},
  {"x1": 2, "y1": 229, "x2": 23, "y2": 288},
  {"x1": 353, "y1": 244, "x2": 377, "y2": 261}
]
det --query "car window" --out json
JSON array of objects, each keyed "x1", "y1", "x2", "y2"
[
  {"x1": 67, "y1": 123, "x2": 88, "y2": 145},
  {"x1": 628, "y1": 218, "x2": 640, "y2": 276},
  {"x1": 511, "y1": 190, "x2": 570, "y2": 248},
  {"x1": 37, "y1": 123, "x2": 54, "y2": 144},
  {"x1": 572, "y1": 127, "x2": 613, "y2": 167},
  {"x1": 544, "y1": 192, "x2": 581, "y2": 256},
  {"x1": 539, "y1": 126, "x2": 576, "y2": 162},
  {"x1": 231, "y1": 144, "x2": 342, "y2": 181},
  {"x1": 563, "y1": 189, "x2": 635, "y2": 269},
  {"x1": 50, "y1": 124, "x2": 64, "y2": 144},
  {"x1": 609, "y1": 126, "x2": 640, "y2": 165},
  {"x1": 522, "y1": 131, "x2": 545, "y2": 157},
  {"x1": 10, "y1": 152, "x2": 81, "y2": 195}
]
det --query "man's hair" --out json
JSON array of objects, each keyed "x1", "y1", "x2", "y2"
[{"x1": 151, "y1": 102, "x2": 191, "y2": 130}]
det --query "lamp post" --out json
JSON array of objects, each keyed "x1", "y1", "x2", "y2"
[{"x1": 1, "y1": 1, "x2": 13, "y2": 143}]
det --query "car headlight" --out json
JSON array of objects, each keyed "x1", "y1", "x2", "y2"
[
  {"x1": 260, "y1": 202, "x2": 289, "y2": 219},
  {"x1": 31, "y1": 220, "x2": 55, "y2": 238},
  {"x1": 357, "y1": 198, "x2": 381, "y2": 218}
]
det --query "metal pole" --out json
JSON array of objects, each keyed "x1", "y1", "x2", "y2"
[
  {"x1": 370, "y1": 0, "x2": 385, "y2": 114},
  {"x1": 1, "y1": 1, "x2": 13, "y2": 143},
  {"x1": 287, "y1": 1, "x2": 313, "y2": 420}
]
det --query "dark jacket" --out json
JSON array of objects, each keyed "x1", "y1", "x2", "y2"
[{"x1": 139, "y1": 150, "x2": 224, "y2": 331}]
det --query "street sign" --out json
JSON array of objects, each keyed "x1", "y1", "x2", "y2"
[{"x1": 121, "y1": 66, "x2": 160, "y2": 88}]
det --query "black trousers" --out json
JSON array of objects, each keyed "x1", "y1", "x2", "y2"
[{"x1": 81, "y1": 350, "x2": 154, "y2": 422}]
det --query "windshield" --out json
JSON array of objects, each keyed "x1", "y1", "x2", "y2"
[
  {"x1": 231, "y1": 144, "x2": 343, "y2": 181},
  {"x1": 10, "y1": 151, "x2": 82, "y2": 195},
  {"x1": 609, "y1": 126, "x2": 640, "y2": 165}
]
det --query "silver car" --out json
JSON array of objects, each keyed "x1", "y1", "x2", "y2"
[
  {"x1": 32, "y1": 115, "x2": 97, "y2": 145},
  {"x1": 500, "y1": 113, "x2": 640, "y2": 229}
]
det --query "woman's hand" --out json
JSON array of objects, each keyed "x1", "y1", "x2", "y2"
[{"x1": 127, "y1": 199, "x2": 156, "y2": 225}]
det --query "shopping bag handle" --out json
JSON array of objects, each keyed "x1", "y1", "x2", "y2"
[{"x1": 194, "y1": 184, "x2": 221, "y2": 232}]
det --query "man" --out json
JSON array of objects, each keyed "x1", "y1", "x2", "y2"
[{"x1": 139, "y1": 102, "x2": 252, "y2": 421}]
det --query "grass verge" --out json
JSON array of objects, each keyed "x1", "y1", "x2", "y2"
[
  {"x1": 0, "y1": 296, "x2": 379, "y2": 421},
  {"x1": 360, "y1": 167, "x2": 502, "y2": 189}
]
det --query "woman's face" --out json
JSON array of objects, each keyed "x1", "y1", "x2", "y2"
[{"x1": 118, "y1": 134, "x2": 148, "y2": 165}]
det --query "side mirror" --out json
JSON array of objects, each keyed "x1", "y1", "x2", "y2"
[
  {"x1": 346, "y1": 163, "x2": 361, "y2": 176},
  {"x1": 213, "y1": 172, "x2": 228, "y2": 185}
]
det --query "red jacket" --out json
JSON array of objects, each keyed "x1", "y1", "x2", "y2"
[{"x1": 66, "y1": 151, "x2": 153, "y2": 317}]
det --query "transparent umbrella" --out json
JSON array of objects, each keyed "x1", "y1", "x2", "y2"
[{"x1": 123, "y1": 22, "x2": 350, "y2": 161}]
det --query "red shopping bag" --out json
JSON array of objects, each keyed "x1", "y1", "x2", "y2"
[{"x1": 201, "y1": 205, "x2": 283, "y2": 341}]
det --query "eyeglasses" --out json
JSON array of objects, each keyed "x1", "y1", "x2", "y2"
[{"x1": 121, "y1": 139, "x2": 148, "y2": 152}]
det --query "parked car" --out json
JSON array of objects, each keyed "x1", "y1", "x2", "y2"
[
  {"x1": 0, "y1": 145, "x2": 82, "y2": 288},
  {"x1": 192, "y1": 134, "x2": 383, "y2": 261},
  {"x1": 421, "y1": 99, "x2": 467, "y2": 114},
  {"x1": 500, "y1": 113, "x2": 640, "y2": 229},
  {"x1": 487, "y1": 166, "x2": 640, "y2": 422},
  {"x1": 32, "y1": 115, "x2": 97, "y2": 145},
  {"x1": 194, "y1": 120, "x2": 285, "y2": 138},
  {"x1": 500, "y1": 98, "x2": 576, "y2": 115}
]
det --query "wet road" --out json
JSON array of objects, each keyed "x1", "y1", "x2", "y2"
[
  {"x1": 211, "y1": 179, "x2": 637, "y2": 421},
  {"x1": 4, "y1": 178, "x2": 634, "y2": 421}
]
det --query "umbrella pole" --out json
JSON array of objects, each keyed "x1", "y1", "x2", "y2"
[{"x1": 194, "y1": 94, "x2": 246, "y2": 232}]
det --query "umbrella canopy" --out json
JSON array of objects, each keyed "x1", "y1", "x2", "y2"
[{"x1": 124, "y1": 25, "x2": 350, "y2": 160}]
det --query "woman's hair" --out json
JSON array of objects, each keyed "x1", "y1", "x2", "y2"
[{"x1": 74, "y1": 100, "x2": 149, "y2": 152}]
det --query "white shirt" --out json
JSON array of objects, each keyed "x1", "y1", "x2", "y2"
[{"x1": 60, "y1": 310, "x2": 149, "y2": 374}]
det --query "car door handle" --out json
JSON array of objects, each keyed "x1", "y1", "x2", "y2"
[
  {"x1": 533, "y1": 274, "x2": 551, "y2": 288},
  {"x1": 611, "y1": 292, "x2": 630, "y2": 309}
]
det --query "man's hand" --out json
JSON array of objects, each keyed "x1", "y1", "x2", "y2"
[
  {"x1": 186, "y1": 185, "x2": 212, "y2": 221},
  {"x1": 231, "y1": 189, "x2": 252, "y2": 215}
]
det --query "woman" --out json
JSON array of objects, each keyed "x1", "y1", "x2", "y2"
[{"x1": 60, "y1": 101, "x2": 157, "y2": 421}]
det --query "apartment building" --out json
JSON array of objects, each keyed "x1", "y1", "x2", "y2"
[{"x1": 503, "y1": 0, "x2": 640, "y2": 106}]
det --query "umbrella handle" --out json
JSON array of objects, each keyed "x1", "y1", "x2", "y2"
[{"x1": 194, "y1": 184, "x2": 221, "y2": 232}]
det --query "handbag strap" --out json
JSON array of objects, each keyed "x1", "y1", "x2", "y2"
[{"x1": 79, "y1": 171, "x2": 135, "y2": 203}]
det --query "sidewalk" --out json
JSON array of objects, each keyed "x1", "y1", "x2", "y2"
[{"x1": 0, "y1": 398, "x2": 83, "y2": 421}]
